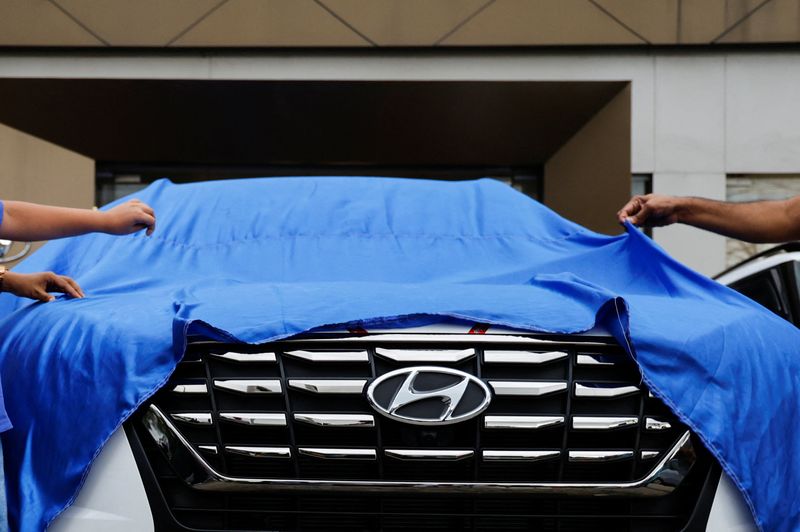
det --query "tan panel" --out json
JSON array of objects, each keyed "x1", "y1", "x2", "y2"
[
  {"x1": 544, "y1": 85, "x2": 631, "y2": 236},
  {"x1": 0, "y1": 0, "x2": 101, "y2": 46},
  {"x1": 173, "y1": 0, "x2": 369, "y2": 46},
  {"x1": 0, "y1": 122, "x2": 94, "y2": 267},
  {"x1": 595, "y1": 0, "x2": 679, "y2": 44},
  {"x1": 678, "y1": 0, "x2": 727, "y2": 43},
  {"x1": 441, "y1": 0, "x2": 644, "y2": 46},
  {"x1": 56, "y1": 0, "x2": 222, "y2": 46},
  {"x1": 321, "y1": 0, "x2": 488, "y2": 45},
  {"x1": 717, "y1": 0, "x2": 800, "y2": 43}
]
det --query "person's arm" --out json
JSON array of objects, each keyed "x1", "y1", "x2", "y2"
[
  {"x1": 1, "y1": 270, "x2": 83, "y2": 302},
  {"x1": 617, "y1": 194, "x2": 800, "y2": 243},
  {"x1": 0, "y1": 199, "x2": 156, "y2": 241}
]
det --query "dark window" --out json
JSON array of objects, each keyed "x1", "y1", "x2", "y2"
[{"x1": 730, "y1": 267, "x2": 792, "y2": 321}]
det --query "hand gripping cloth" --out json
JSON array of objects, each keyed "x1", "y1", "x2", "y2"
[{"x1": 0, "y1": 177, "x2": 797, "y2": 531}]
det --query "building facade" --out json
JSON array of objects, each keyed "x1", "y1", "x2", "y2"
[{"x1": 1, "y1": 1, "x2": 800, "y2": 276}]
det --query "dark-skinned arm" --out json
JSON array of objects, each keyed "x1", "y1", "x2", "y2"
[{"x1": 617, "y1": 194, "x2": 800, "y2": 244}]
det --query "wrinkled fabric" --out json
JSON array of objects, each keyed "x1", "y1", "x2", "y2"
[{"x1": 0, "y1": 177, "x2": 797, "y2": 531}]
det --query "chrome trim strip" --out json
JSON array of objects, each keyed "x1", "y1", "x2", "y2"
[
  {"x1": 171, "y1": 383, "x2": 207, "y2": 394},
  {"x1": 484, "y1": 415, "x2": 564, "y2": 430},
  {"x1": 288, "y1": 379, "x2": 366, "y2": 394},
  {"x1": 568, "y1": 450, "x2": 634, "y2": 463},
  {"x1": 576, "y1": 353, "x2": 621, "y2": 366},
  {"x1": 641, "y1": 450, "x2": 660, "y2": 460},
  {"x1": 574, "y1": 382, "x2": 640, "y2": 399},
  {"x1": 282, "y1": 333, "x2": 613, "y2": 346},
  {"x1": 488, "y1": 381, "x2": 567, "y2": 396},
  {"x1": 210, "y1": 351, "x2": 276, "y2": 363},
  {"x1": 220, "y1": 413, "x2": 287, "y2": 427},
  {"x1": 142, "y1": 405, "x2": 694, "y2": 496},
  {"x1": 572, "y1": 416, "x2": 639, "y2": 430},
  {"x1": 214, "y1": 379, "x2": 282, "y2": 394},
  {"x1": 483, "y1": 450, "x2": 560, "y2": 462},
  {"x1": 645, "y1": 417, "x2": 672, "y2": 431},
  {"x1": 299, "y1": 448, "x2": 377, "y2": 460},
  {"x1": 284, "y1": 350, "x2": 369, "y2": 363},
  {"x1": 484, "y1": 350, "x2": 568, "y2": 364},
  {"x1": 375, "y1": 347, "x2": 475, "y2": 363},
  {"x1": 294, "y1": 413, "x2": 375, "y2": 428},
  {"x1": 198, "y1": 445, "x2": 218, "y2": 455},
  {"x1": 385, "y1": 449, "x2": 474, "y2": 461},
  {"x1": 170, "y1": 413, "x2": 213, "y2": 425},
  {"x1": 226, "y1": 446, "x2": 291, "y2": 459}
]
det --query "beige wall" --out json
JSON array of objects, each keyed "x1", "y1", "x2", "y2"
[
  {"x1": 0, "y1": 122, "x2": 94, "y2": 265},
  {"x1": 543, "y1": 85, "x2": 631, "y2": 236}
]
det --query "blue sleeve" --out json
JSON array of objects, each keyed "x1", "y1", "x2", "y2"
[{"x1": 0, "y1": 199, "x2": 4, "y2": 229}]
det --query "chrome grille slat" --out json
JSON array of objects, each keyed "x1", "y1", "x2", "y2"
[
  {"x1": 171, "y1": 383, "x2": 207, "y2": 394},
  {"x1": 568, "y1": 450, "x2": 634, "y2": 463},
  {"x1": 484, "y1": 350, "x2": 568, "y2": 364},
  {"x1": 220, "y1": 412, "x2": 287, "y2": 426},
  {"x1": 375, "y1": 347, "x2": 475, "y2": 363},
  {"x1": 294, "y1": 413, "x2": 375, "y2": 428},
  {"x1": 385, "y1": 449, "x2": 474, "y2": 461},
  {"x1": 288, "y1": 379, "x2": 366, "y2": 394},
  {"x1": 572, "y1": 416, "x2": 639, "y2": 430},
  {"x1": 170, "y1": 412, "x2": 213, "y2": 425},
  {"x1": 226, "y1": 446, "x2": 292, "y2": 459},
  {"x1": 576, "y1": 353, "x2": 621, "y2": 366},
  {"x1": 488, "y1": 380, "x2": 567, "y2": 396},
  {"x1": 574, "y1": 382, "x2": 640, "y2": 399},
  {"x1": 214, "y1": 379, "x2": 282, "y2": 394},
  {"x1": 645, "y1": 417, "x2": 672, "y2": 431},
  {"x1": 482, "y1": 450, "x2": 560, "y2": 462},
  {"x1": 284, "y1": 350, "x2": 369, "y2": 363},
  {"x1": 210, "y1": 351, "x2": 276, "y2": 363},
  {"x1": 299, "y1": 447, "x2": 377, "y2": 460},
  {"x1": 484, "y1": 415, "x2": 564, "y2": 430}
]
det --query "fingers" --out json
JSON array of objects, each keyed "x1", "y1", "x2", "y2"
[
  {"x1": 45, "y1": 273, "x2": 83, "y2": 299},
  {"x1": 135, "y1": 212, "x2": 156, "y2": 236},
  {"x1": 617, "y1": 196, "x2": 645, "y2": 224},
  {"x1": 33, "y1": 289, "x2": 54, "y2": 303}
]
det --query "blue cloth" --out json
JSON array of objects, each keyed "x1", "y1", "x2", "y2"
[{"x1": 0, "y1": 177, "x2": 797, "y2": 531}]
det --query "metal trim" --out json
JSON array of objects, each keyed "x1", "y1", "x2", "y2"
[
  {"x1": 641, "y1": 450, "x2": 660, "y2": 460},
  {"x1": 198, "y1": 445, "x2": 218, "y2": 455},
  {"x1": 219, "y1": 413, "x2": 287, "y2": 427},
  {"x1": 170, "y1": 413, "x2": 213, "y2": 425},
  {"x1": 488, "y1": 381, "x2": 567, "y2": 397},
  {"x1": 214, "y1": 379, "x2": 282, "y2": 394},
  {"x1": 483, "y1": 415, "x2": 564, "y2": 430},
  {"x1": 375, "y1": 347, "x2": 475, "y2": 363},
  {"x1": 385, "y1": 449, "x2": 474, "y2": 461},
  {"x1": 284, "y1": 350, "x2": 369, "y2": 363},
  {"x1": 572, "y1": 416, "x2": 639, "y2": 430},
  {"x1": 645, "y1": 417, "x2": 672, "y2": 431},
  {"x1": 288, "y1": 379, "x2": 366, "y2": 394},
  {"x1": 484, "y1": 350, "x2": 568, "y2": 364},
  {"x1": 299, "y1": 448, "x2": 377, "y2": 460},
  {"x1": 576, "y1": 354, "x2": 621, "y2": 366},
  {"x1": 482, "y1": 450, "x2": 560, "y2": 462},
  {"x1": 225, "y1": 446, "x2": 292, "y2": 459},
  {"x1": 294, "y1": 413, "x2": 375, "y2": 428},
  {"x1": 568, "y1": 450, "x2": 635, "y2": 463},
  {"x1": 574, "y1": 382, "x2": 640, "y2": 399},
  {"x1": 171, "y1": 383, "x2": 207, "y2": 394},
  {"x1": 210, "y1": 351, "x2": 276, "y2": 363},
  {"x1": 143, "y1": 405, "x2": 695, "y2": 496}
]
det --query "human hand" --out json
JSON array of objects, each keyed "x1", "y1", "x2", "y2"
[
  {"x1": 617, "y1": 194, "x2": 682, "y2": 227},
  {"x1": 2, "y1": 271, "x2": 84, "y2": 302},
  {"x1": 102, "y1": 199, "x2": 156, "y2": 236}
]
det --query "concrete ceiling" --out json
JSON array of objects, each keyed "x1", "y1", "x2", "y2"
[
  {"x1": 0, "y1": 79, "x2": 626, "y2": 168},
  {"x1": 0, "y1": 0, "x2": 798, "y2": 48}
]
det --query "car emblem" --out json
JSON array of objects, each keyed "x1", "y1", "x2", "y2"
[{"x1": 366, "y1": 366, "x2": 491, "y2": 426}]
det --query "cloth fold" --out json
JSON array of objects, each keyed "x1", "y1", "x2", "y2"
[{"x1": 0, "y1": 176, "x2": 796, "y2": 531}]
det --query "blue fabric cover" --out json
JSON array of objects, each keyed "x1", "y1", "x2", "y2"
[
  {"x1": 0, "y1": 199, "x2": 12, "y2": 433},
  {"x1": 0, "y1": 177, "x2": 797, "y2": 531}
]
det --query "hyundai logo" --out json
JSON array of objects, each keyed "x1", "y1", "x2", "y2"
[{"x1": 366, "y1": 366, "x2": 491, "y2": 426}]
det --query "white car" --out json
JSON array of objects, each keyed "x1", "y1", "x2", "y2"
[{"x1": 52, "y1": 245, "x2": 797, "y2": 532}]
